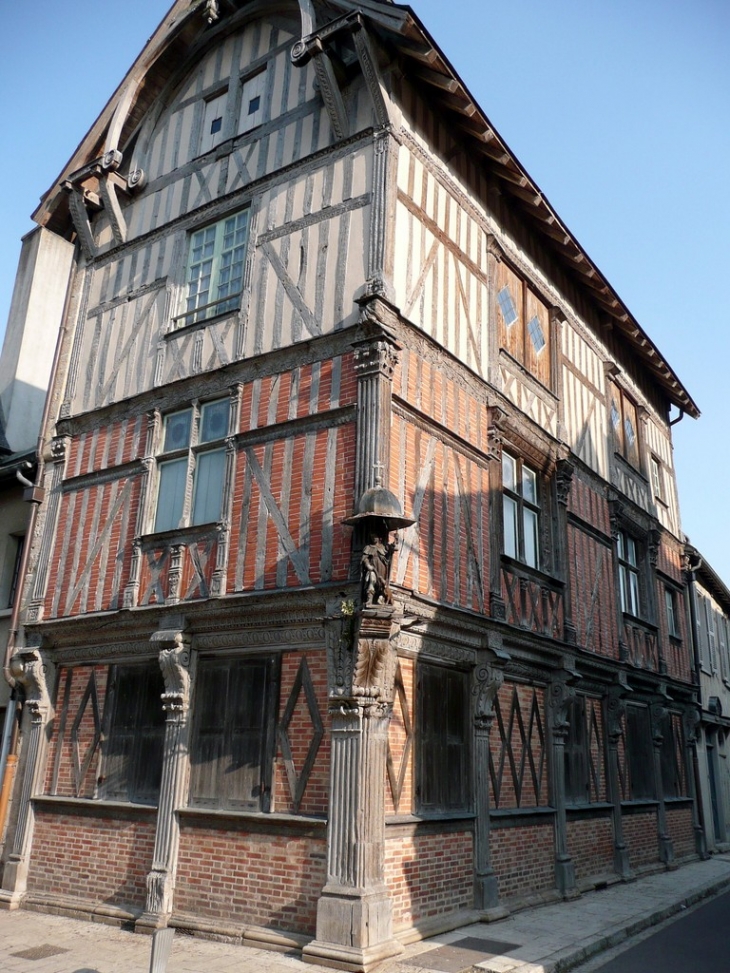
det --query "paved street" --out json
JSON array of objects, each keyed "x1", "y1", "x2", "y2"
[
  {"x1": 581, "y1": 888, "x2": 730, "y2": 973},
  {"x1": 1, "y1": 855, "x2": 730, "y2": 973}
]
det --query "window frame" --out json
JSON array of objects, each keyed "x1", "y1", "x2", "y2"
[
  {"x1": 495, "y1": 261, "x2": 553, "y2": 389},
  {"x1": 664, "y1": 586, "x2": 680, "y2": 639},
  {"x1": 609, "y1": 384, "x2": 642, "y2": 471},
  {"x1": 502, "y1": 451, "x2": 541, "y2": 570},
  {"x1": 153, "y1": 396, "x2": 232, "y2": 535},
  {"x1": 239, "y1": 68, "x2": 267, "y2": 134},
  {"x1": 174, "y1": 208, "x2": 251, "y2": 329},
  {"x1": 617, "y1": 530, "x2": 642, "y2": 618},
  {"x1": 188, "y1": 655, "x2": 279, "y2": 812}
]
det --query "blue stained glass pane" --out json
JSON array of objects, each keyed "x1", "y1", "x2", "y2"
[
  {"x1": 210, "y1": 116, "x2": 222, "y2": 134},
  {"x1": 610, "y1": 401, "x2": 621, "y2": 429},
  {"x1": 498, "y1": 286, "x2": 518, "y2": 327},
  {"x1": 200, "y1": 399, "x2": 230, "y2": 443},
  {"x1": 163, "y1": 409, "x2": 192, "y2": 451},
  {"x1": 624, "y1": 417, "x2": 636, "y2": 446},
  {"x1": 248, "y1": 95, "x2": 261, "y2": 115},
  {"x1": 527, "y1": 315, "x2": 546, "y2": 353}
]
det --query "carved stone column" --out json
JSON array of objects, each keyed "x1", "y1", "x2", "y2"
[
  {"x1": 472, "y1": 660, "x2": 505, "y2": 911},
  {"x1": 548, "y1": 673, "x2": 577, "y2": 896},
  {"x1": 650, "y1": 698, "x2": 675, "y2": 866},
  {"x1": 605, "y1": 685, "x2": 632, "y2": 879},
  {"x1": 0, "y1": 648, "x2": 54, "y2": 907},
  {"x1": 352, "y1": 306, "x2": 400, "y2": 500},
  {"x1": 555, "y1": 459, "x2": 577, "y2": 645},
  {"x1": 682, "y1": 707, "x2": 708, "y2": 859},
  {"x1": 137, "y1": 623, "x2": 196, "y2": 931},
  {"x1": 303, "y1": 607, "x2": 403, "y2": 971}
]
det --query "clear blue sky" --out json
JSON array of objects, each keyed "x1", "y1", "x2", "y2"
[{"x1": 1, "y1": 0, "x2": 728, "y2": 581}]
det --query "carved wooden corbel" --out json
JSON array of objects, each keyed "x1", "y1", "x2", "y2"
[
  {"x1": 151, "y1": 623, "x2": 194, "y2": 718},
  {"x1": 472, "y1": 663, "x2": 503, "y2": 731},
  {"x1": 9, "y1": 649, "x2": 52, "y2": 724}
]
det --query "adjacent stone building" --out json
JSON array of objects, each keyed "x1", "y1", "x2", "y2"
[
  {"x1": 0, "y1": 2, "x2": 707, "y2": 969},
  {"x1": 686, "y1": 547, "x2": 730, "y2": 853}
]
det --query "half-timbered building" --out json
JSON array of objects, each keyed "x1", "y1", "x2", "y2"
[{"x1": 0, "y1": 1, "x2": 707, "y2": 969}]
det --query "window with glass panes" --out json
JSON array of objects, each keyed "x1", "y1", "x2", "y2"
[
  {"x1": 617, "y1": 530, "x2": 641, "y2": 616},
  {"x1": 179, "y1": 210, "x2": 249, "y2": 327},
  {"x1": 665, "y1": 587, "x2": 679, "y2": 638},
  {"x1": 502, "y1": 452, "x2": 540, "y2": 569},
  {"x1": 154, "y1": 398, "x2": 231, "y2": 533},
  {"x1": 609, "y1": 384, "x2": 641, "y2": 470}
]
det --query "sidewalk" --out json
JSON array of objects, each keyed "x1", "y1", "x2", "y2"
[{"x1": 2, "y1": 854, "x2": 730, "y2": 973}]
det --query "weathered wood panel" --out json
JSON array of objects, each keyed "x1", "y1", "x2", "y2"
[{"x1": 561, "y1": 322, "x2": 608, "y2": 478}]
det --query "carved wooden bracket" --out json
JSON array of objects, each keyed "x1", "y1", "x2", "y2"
[{"x1": 9, "y1": 648, "x2": 52, "y2": 724}]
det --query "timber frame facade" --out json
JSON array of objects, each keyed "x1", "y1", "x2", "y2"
[{"x1": 0, "y1": 1, "x2": 706, "y2": 969}]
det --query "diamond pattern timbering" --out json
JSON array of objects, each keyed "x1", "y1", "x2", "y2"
[
  {"x1": 70, "y1": 671, "x2": 102, "y2": 797},
  {"x1": 490, "y1": 685, "x2": 546, "y2": 809},
  {"x1": 387, "y1": 663, "x2": 413, "y2": 812},
  {"x1": 277, "y1": 657, "x2": 324, "y2": 813},
  {"x1": 586, "y1": 696, "x2": 604, "y2": 803}
]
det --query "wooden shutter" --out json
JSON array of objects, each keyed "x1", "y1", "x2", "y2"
[{"x1": 417, "y1": 663, "x2": 470, "y2": 812}]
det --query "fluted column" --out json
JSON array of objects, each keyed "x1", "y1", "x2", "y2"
[
  {"x1": 304, "y1": 607, "x2": 403, "y2": 972},
  {"x1": 473, "y1": 661, "x2": 504, "y2": 910},
  {"x1": 605, "y1": 686, "x2": 632, "y2": 879},
  {"x1": 352, "y1": 303, "x2": 400, "y2": 500},
  {"x1": 0, "y1": 648, "x2": 54, "y2": 907},
  {"x1": 138, "y1": 622, "x2": 195, "y2": 931},
  {"x1": 650, "y1": 698, "x2": 675, "y2": 866}
]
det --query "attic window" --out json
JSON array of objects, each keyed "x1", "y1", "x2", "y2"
[
  {"x1": 239, "y1": 69, "x2": 266, "y2": 134},
  {"x1": 527, "y1": 315, "x2": 546, "y2": 354},
  {"x1": 200, "y1": 91, "x2": 227, "y2": 154},
  {"x1": 498, "y1": 287, "x2": 518, "y2": 327}
]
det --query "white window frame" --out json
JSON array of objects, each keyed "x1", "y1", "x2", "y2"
[
  {"x1": 665, "y1": 586, "x2": 679, "y2": 638},
  {"x1": 617, "y1": 530, "x2": 641, "y2": 617},
  {"x1": 153, "y1": 398, "x2": 231, "y2": 534},
  {"x1": 176, "y1": 209, "x2": 250, "y2": 328},
  {"x1": 502, "y1": 452, "x2": 540, "y2": 569}
]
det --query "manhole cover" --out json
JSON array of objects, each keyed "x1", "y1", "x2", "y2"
[
  {"x1": 403, "y1": 936, "x2": 521, "y2": 973},
  {"x1": 11, "y1": 943, "x2": 70, "y2": 960}
]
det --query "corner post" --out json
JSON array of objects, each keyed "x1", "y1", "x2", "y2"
[
  {"x1": 0, "y1": 647, "x2": 54, "y2": 908},
  {"x1": 304, "y1": 606, "x2": 404, "y2": 971},
  {"x1": 138, "y1": 621, "x2": 196, "y2": 931}
]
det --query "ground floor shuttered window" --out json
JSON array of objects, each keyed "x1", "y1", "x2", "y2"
[
  {"x1": 416, "y1": 662, "x2": 471, "y2": 813},
  {"x1": 189, "y1": 656, "x2": 278, "y2": 811},
  {"x1": 625, "y1": 704, "x2": 656, "y2": 801},
  {"x1": 101, "y1": 662, "x2": 166, "y2": 805}
]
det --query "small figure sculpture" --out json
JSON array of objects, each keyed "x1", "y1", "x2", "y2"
[{"x1": 361, "y1": 524, "x2": 395, "y2": 606}]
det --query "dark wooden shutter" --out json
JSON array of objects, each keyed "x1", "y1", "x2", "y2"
[
  {"x1": 103, "y1": 663, "x2": 165, "y2": 804},
  {"x1": 189, "y1": 656, "x2": 275, "y2": 811},
  {"x1": 626, "y1": 705, "x2": 655, "y2": 801},
  {"x1": 417, "y1": 663, "x2": 470, "y2": 812},
  {"x1": 564, "y1": 696, "x2": 588, "y2": 805}
]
